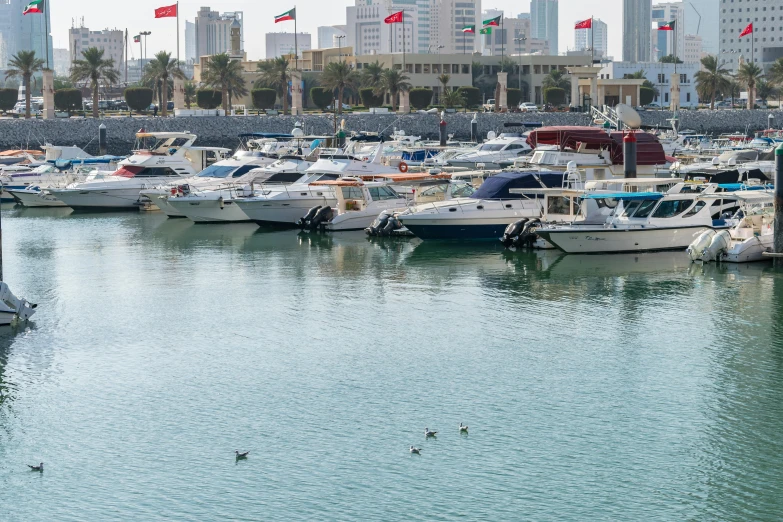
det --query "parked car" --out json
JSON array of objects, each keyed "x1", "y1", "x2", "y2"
[
  {"x1": 518, "y1": 102, "x2": 539, "y2": 112},
  {"x1": 643, "y1": 102, "x2": 667, "y2": 109},
  {"x1": 482, "y1": 99, "x2": 495, "y2": 112},
  {"x1": 326, "y1": 103, "x2": 351, "y2": 110}
]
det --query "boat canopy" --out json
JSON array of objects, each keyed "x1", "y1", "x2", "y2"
[
  {"x1": 237, "y1": 133, "x2": 294, "y2": 139},
  {"x1": 0, "y1": 150, "x2": 43, "y2": 156},
  {"x1": 716, "y1": 183, "x2": 773, "y2": 191},
  {"x1": 526, "y1": 126, "x2": 667, "y2": 165},
  {"x1": 52, "y1": 156, "x2": 124, "y2": 169},
  {"x1": 470, "y1": 171, "x2": 565, "y2": 199},
  {"x1": 700, "y1": 191, "x2": 773, "y2": 203},
  {"x1": 503, "y1": 122, "x2": 544, "y2": 128},
  {"x1": 584, "y1": 192, "x2": 663, "y2": 200}
]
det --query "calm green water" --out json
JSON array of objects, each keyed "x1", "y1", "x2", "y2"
[{"x1": 2, "y1": 207, "x2": 783, "y2": 521}]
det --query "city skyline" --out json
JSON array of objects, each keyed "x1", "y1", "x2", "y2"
[{"x1": 40, "y1": 0, "x2": 634, "y2": 62}]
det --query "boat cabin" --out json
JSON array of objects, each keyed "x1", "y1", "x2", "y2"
[{"x1": 310, "y1": 178, "x2": 402, "y2": 214}]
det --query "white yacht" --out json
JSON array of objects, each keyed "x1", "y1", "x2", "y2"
[
  {"x1": 7, "y1": 165, "x2": 116, "y2": 207},
  {"x1": 167, "y1": 155, "x2": 316, "y2": 223},
  {"x1": 49, "y1": 132, "x2": 230, "y2": 210},
  {"x1": 535, "y1": 189, "x2": 731, "y2": 254},
  {"x1": 446, "y1": 133, "x2": 532, "y2": 169},
  {"x1": 687, "y1": 190, "x2": 774, "y2": 263},
  {"x1": 298, "y1": 178, "x2": 409, "y2": 232}
]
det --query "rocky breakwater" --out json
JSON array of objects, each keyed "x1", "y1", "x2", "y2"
[{"x1": 0, "y1": 109, "x2": 781, "y2": 154}]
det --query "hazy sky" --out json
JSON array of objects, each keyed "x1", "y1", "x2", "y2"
[{"x1": 49, "y1": 0, "x2": 624, "y2": 59}]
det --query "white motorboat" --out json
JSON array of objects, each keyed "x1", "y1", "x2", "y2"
[
  {"x1": 687, "y1": 190, "x2": 774, "y2": 263},
  {"x1": 167, "y1": 156, "x2": 316, "y2": 223},
  {"x1": 446, "y1": 133, "x2": 532, "y2": 169},
  {"x1": 0, "y1": 149, "x2": 44, "y2": 166},
  {"x1": 6, "y1": 166, "x2": 112, "y2": 207},
  {"x1": 0, "y1": 282, "x2": 36, "y2": 325},
  {"x1": 298, "y1": 177, "x2": 409, "y2": 232},
  {"x1": 535, "y1": 190, "x2": 732, "y2": 254},
  {"x1": 49, "y1": 132, "x2": 230, "y2": 210}
]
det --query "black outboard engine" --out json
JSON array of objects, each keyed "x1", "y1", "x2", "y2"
[
  {"x1": 513, "y1": 218, "x2": 541, "y2": 248},
  {"x1": 501, "y1": 218, "x2": 529, "y2": 248},
  {"x1": 306, "y1": 206, "x2": 333, "y2": 231},
  {"x1": 380, "y1": 216, "x2": 401, "y2": 236},
  {"x1": 365, "y1": 211, "x2": 392, "y2": 236},
  {"x1": 297, "y1": 205, "x2": 322, "y2": 228}
]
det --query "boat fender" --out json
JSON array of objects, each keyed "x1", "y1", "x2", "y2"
[
  {"x1": 686, "y1": 230, "x2": 715, "y2": 261},
  {"x1": 297, "y1": 205, "x2": 322, "y2": 228},
  {"x1": 398, "y1": 161, "x2": 408, "y2": 173},
  {"x1": 219, "y1": 196, "x2": 224, "y2": 209}
]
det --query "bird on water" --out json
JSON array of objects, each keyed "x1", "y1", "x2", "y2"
[
  {"x1": 28, "y1": 462, "x2": 43, "y2": 472},
  {"x1": 235, "y1": 450, "x2": 250, "y2": 459},
  {"x1": 424, "y1": 428, "x2": 437, "y2": 437},
  {"x1": 459, "y1": 423, "x2": 469, "y2": 433},
  {"x1": 410, "y1": 446, "x2": 421, "y2": 454}
]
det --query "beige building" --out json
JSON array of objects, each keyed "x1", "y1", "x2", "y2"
[{"x1": 69, "y1": 27, "x2": 124, "y2": 71}]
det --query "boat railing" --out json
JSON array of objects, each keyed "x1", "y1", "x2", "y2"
[{"x1": 417, "y1": 197, "x2": 544, "y2": 215}]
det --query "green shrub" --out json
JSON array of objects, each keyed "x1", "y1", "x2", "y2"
[
  {"x1": 124, "y1": 87, "x2": 154, "y2": 113},
  {"x1": 251, "y1": 88, "x2": 277, "y2": 110},
  {"x1": 54, "y1": 89, "x2": 82, "y2": 112},
  {"x1": 0, "y1": 88, "x2": 18, "y2": 112},
  {"x1": 409, "y1": 88, "x2": 434, "y2": 110},
  {"x1": 359, "y1": 88, "x2": 384, "y2": 108},
  {"x1": 639, "y1": 86, "x2": 655, "y2": 106},
  {"x1": 456, "y1": 86, "x2": 481, "y2": 108},
  {"x1": 196, "y1": 89, "x2": 222, "y2": 110},
  {"x1": 543, "y1": 87, "x2": 566, "y2": 106},
  {"x1": 310, "y1": 87, "x2": 332, "y2": 110},
  {"x1": 507, "y1": 88, "x2": 522, "y2": 108}
]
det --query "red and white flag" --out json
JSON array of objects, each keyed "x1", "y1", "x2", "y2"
[
  {"x1": 739, "y1": 22, "x2": 753, "y2": 37},
  {"x1": 385, "y1": 11, "x2": 403, "y2": 23},
  {"x1": 154, "y1": 4, "x2": 177, "y2": 18},
  {"x1": 574, "y1": 18, "x2": 592, "y2": 30}
]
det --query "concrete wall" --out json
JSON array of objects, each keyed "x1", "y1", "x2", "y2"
[{"x1": 1, "y1": 110, "x2": 781, "y2": 156}]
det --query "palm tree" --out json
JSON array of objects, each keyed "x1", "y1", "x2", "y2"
[
  {"x1": 755, "y1": 79, "x2": 777, "y2": 104},
  {"x1": 202, "y1": 53, "x2": 246, "y2": 114},
  {"x1": 184, "y1": 82, "x2": 196, "y2": 109},
  {"x1": 142, "y1": 51, "x2": 184, "y2": 117},
  {"x1": 736, "y1": 61, "x2": 764, "y2": 109},
  {"x1": 441, "y1": 89, "x2": 464, "y2": 109},
  {"x1": 693, "y1": 55, "x2": 731, "y2": 110},
  {"x1": 437, "y1": 73, "x2": 450, "y2": 104},
  {"x1": 5, "y1": 51, "x2": 45, "y2": 118},
  {"x1": 361, "y1": 60, "x2": 385, "y2": 87},
  {"x1": 70, "y1": 47, "x2": 119, "y2": 119},
  {"x1": 374, "y1": 68, "x2": 411, "y2": 112},
  {"x1": 321, "y1": 61, "x2": 358, "y2": 115},
  {"x1": 542, "y1": 69, "x2": 571, "y2": 90},
  {"x1": 257, "y1": 57, "x2": 292, "y2": 115},
  {"x1": 768, "y1": 57, "x2": 783, "y2": 87}
]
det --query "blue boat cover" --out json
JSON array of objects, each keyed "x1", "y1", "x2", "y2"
[
  {"x1": 717, "y1": 183, "x2": 773, "y2": 191},
  {"x1": 52, "y1": 156, "x2": 125, "y2": 168},
  {"x1": 470, "y1": 172, "x2": 565, "y2": 199},
  {"x1": 583, "y1": 192, "x2": 663, "y2": 200}
]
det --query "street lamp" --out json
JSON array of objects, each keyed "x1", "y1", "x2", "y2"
[
  {"x1": 139, "y1": 31, "x2": 151, "y2": 70},
  {"x1": 514, "y1": 36, "x2": 526, "y2": 101},
  {"x1": 336, "y1": 35, "x2": 345, "y2": 64}
]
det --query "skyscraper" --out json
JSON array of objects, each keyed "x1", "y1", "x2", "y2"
[
  {"x1": 0, "y1": 0, "x2": 53, "y2": 68},
  {"x1": 194, "y1": 7, "x2": 243, "y2": 60},
  {"x1": 623, "y1": 0, "x2": 651, "y2": 62},
  {"x1": 436, "y1": 0, "x2": 480, "y2": 54},
  {"x1": 531, "y1": 0, "x2": 558, "y2": 55},
  {"x1": 720, "y1": 0, "x2": 783, "y2": 72},
  {"x1": 185, "y1": 21, "x2": 196, "y2": 64},
  {"x1": 652, "y1": 3, "x2": 685, "y2": 61},
  {"x1": 683, "y1": 0, "x2": 717, "y2": 55},
  {"x1": 346, "y1": 0, "x2": 419, "y2": 56},
  {"x1": 574, "y1": 18, "x2": 608, "y2": 59}
]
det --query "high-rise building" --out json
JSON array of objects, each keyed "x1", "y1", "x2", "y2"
[
  {"x1": 623, "y1": 0, "x2": 651, "y2": 62},
  {"x1": 346, "y1": 0, "x2": 419, "y2": 57},
  {"x1": 530, "y1": 0, "x2": 558, "y2": 55},
  {"x1": 683, "y1": 0, "x2": 717, "y2": 55},
  {"x1": 52, "y1": 48, "x2": 70, "y2": 76},
  {"x1": 719, "y1": 0, "x2": 783, "y2": 72},
  {"x1": 194, "y1": 7, "x2": 243, "y2": 60},
  {"x1": 436, "y1": 0, "x2": 481, "y2": 54},
  {"x1": 185, "y1": 21, "x2": 196, "y2": 64},
  {"x1": 0, "y1": 0, "x2": 53, "y2": 69},
  {"x1": 69, "y1": 27, "x2": 124, "y2": 71},
  {"x1": 317, "y1": 26, "x2": 348, "y2": 49},
  {"x1": 682, "y1": 34, "x2": 703, "y2": 63},
  {"x1": 652, "y1": 3, "x2": 686, "y2": 61},
  {"x1": 481, "y1": 13, "x2": 548, "y2": 57},
  {"x1": 574, "y1": 18, "x2": 608, "y2": 59},
  {"x1": 265, "y1": 32, "x2": 312, "y2": 59}
]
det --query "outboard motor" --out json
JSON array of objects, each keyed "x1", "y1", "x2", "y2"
[
  {"x1": 686, "y1": 230, "x2": 716, "y2": 262},
  {"x1": 500, "y1": 218, "x2": 528, "y2": 248},
  {"x1": 306, "y1": 206, "x2": 333, "y2": 231},
  {"x1": 702, "y1": 230, "x2": 731, "y2": 262},
  {"x1": 365, "y1": 211, "x2": 391, "y2": 236},
  {"x1": 297, "y1": 205, "x2": 322, "y2": 228},
  {"x1": 513, "y1": 218, "x2": 541, "y2": 248},
  {"x1": 380, "y1": 216, "x2": 402, "y2": 236}
]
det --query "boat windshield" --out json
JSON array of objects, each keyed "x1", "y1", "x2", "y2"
[
  {"x1": 300, "y1": 173, "x2": 340, "y2": 184},
  {"x1": 197, "y1": 164, "x2": 258, "y2": 178},
  {"x1": 478, "y1": 144, "x2": 505, "y2": 152},
  {"x1": 147, "y1": 137, "x2": 190, "y2": 154}
]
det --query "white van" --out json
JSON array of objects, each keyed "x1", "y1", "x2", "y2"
[{"x1": 12, "y1": 98, "x2": 43, "y2": 115}]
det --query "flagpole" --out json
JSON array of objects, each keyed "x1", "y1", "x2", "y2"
[
  {"x1": 124, "y1": 29, "x2": 128, "y2": 84},
  {"x1": 294, "y1": 6, "x2": 298, "y2": 70},
  {"x1": 402, "y1": 9, "x2": 405, "y2": 71},
  {"x1": 45, "y1": 0, "x2": 50, "y2": 69},
  {"x1": 590, "y1": 17, "x2": 594, "y2": 65},
  {"x1": 500, "y1": 14, "x2": 504, "y2": 65},
  {"x1": 176, "y1": 1, "x2": 180, "y2": 64}
]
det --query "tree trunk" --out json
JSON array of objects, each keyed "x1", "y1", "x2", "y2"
[
  {"x1": 748, "y1": 84, "x2": 753, "y2": 110},
  {"x1": 161, "y1": 77, "x2": 168, "y2": 117},
  {"x1": 24, "y1": 74, "x2": 31, "y2": 119},
  {"x1": 283, "y1": 86, "x2": 288, "y2": 115},
  {"x1": 710, "y1": 89, "x2": 715, "y2": 110},
  {"x1": 338, "y1": 86, "x2": 343, "y2": 116},
  {"x1": 391, "y1": 89, "x2": 397, "y2": 112},
  {"x1": 93, "y1": 83, "x2": 99, "y2": 119},
  {"x1": 222, "y1": 85, "x2": 228, "y2": 114}
]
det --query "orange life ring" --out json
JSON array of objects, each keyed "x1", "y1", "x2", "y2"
[{"x1": 398, "y1": 161, "x2": 408, "y2": 173}]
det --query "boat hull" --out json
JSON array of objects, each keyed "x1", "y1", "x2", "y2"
[
  {"x1": 169, "y1": 197, "x2": 251, "y2": 223},
  {"x1": 8, "y1": 189, "x2": 67, "y2": 207},
  {"x1": 723, "y1": 236, "x2": 773, "y2": 263},
  {"x1": 49, "y1": 187, "x2": 149, "y2": 209},
  {"x1": 538, "y1": 225, "x2": 716, "y2": 254},
  {"x1": 236, "y1": 196, "x2": 336, "y2": 226}
]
